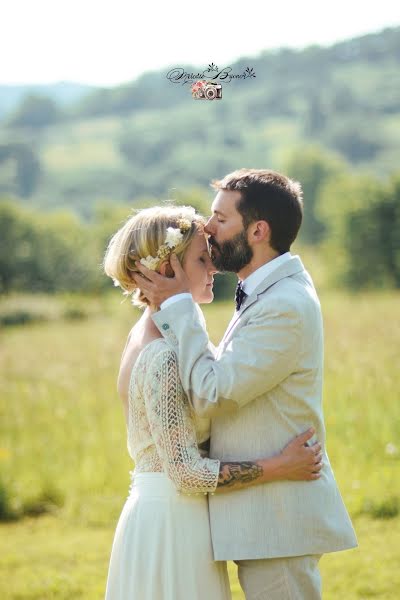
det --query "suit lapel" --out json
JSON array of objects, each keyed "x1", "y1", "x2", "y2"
[{"x1": 220, "y1": 255, "x2": 305, "y2": 345}]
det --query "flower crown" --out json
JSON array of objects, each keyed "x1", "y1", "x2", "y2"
[{"x1": 138, "y1": 217, "x2": 193, "y2": 270}]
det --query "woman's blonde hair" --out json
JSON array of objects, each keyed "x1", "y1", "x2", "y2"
[{"x1": 103, "y1": 205, "x2": 205, "y2": 307}]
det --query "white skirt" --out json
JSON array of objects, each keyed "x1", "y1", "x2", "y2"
[{"x1": 105, "y1": 472, "x2": 231, "y2": 600}]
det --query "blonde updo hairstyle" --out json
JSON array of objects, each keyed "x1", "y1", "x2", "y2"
[{"x1": 103, "y1": 205, "x2": 205, "y2": 308}]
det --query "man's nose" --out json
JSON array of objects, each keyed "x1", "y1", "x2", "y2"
[{"x1": 204, "y1": 217, "x2": 214, "y2": 235}]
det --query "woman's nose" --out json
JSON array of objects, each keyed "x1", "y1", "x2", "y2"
[{"x1": 207, "y1": 258, "x2": 218, "y2": 275}]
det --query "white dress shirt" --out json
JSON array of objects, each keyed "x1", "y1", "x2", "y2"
[
  {"x1": 161, "y1": 253, "x2": 292, "y2": 310},
  {"x1": 240, "y1": 252, "x2": 292, "y2": 297}
]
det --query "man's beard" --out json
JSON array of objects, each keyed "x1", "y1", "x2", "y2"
[{"x1": 209, "y1": 230, "x2": 253, "y2": 273}]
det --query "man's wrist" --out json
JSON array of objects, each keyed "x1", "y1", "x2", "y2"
[{"x1": 160, "y1": 293, "x2": 193, "y2": 310}]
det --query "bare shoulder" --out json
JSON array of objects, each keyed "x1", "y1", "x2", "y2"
[{"x1": 117, "y1": 327, "x2": 139, "y2": 400}]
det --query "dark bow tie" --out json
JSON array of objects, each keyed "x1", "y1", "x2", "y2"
[{"x1": 235, "y1": 281, "x2": 247, "y2": 311}]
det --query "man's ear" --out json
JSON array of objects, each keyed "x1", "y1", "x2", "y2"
[
  {"x1": 250, "y1": 220, "x2": 270, "y2": 244},
  {"x1": 159, "y1": 260, "x2": 174, "y2": 278}
]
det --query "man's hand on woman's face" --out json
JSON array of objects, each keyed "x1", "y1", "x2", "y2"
[{"x1": 132, "y1": 254, "x2": 191, "y2": 307}]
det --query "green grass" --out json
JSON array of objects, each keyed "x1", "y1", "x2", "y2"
[
  {"x1": 1, "y1": 292, "x2": 399, "y2": 598},
  {"x1": 1, "y1": 515, "x2": 399, "y2": 600}
]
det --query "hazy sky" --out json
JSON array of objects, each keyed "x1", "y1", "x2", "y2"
[{"x1": 2, "y1": 0, "x2": 399, "y2": 87}]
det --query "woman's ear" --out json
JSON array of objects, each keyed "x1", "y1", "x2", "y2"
[{"x1": 159, "y1": 260, "x2": 174, "y2": 278}]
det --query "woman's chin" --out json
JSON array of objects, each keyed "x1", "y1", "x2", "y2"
[{"x1": 196, "y1": 290, "x2": 214, "y2": 304}]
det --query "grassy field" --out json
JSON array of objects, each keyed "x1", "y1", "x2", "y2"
[{"x1": 0, "y1": 292, "x2": 399, "y2": 599}]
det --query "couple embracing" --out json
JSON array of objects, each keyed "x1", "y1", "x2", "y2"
[{"x1": 104, "y1": 169, "x2": 357, "y2": 599}]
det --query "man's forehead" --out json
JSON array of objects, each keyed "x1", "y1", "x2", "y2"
[{"x1": 211, "y1": 189, "x2": 241, "y2": 214}]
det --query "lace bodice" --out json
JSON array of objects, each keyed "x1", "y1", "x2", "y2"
[{"x1": 127, "y1": 338, "x2": 220, "y2": 494}]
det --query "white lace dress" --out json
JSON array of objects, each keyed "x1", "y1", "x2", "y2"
[{"x1": 105, "y1": 338, "x2": 231, "y2": 600}]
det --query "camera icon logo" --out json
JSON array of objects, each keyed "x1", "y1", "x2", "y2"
[{"x1": 191, "y1": 80, "x2": 222, "y2": 100}]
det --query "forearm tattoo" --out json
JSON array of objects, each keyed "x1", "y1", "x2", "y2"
[{"x1": 217, "y1": 461, "x2": 263, "y2": 488}]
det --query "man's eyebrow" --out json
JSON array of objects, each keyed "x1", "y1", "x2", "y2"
[{"x1": 212, "y1": 209, "x2": 227, "y2": 217}]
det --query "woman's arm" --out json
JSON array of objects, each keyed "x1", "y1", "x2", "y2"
[{"x1": 145, "y1": 348, "x2": 322, "y2": 495}]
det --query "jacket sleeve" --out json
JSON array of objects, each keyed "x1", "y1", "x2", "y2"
[
  {"x1": 143, "y1": 347, "x2": 220, "y2": 493},
  {"x1": 152, "y1": 298, "x2": 302, "y2": 417}
]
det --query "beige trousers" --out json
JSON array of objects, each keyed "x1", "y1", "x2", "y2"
[{"x1": 235, "y1": 554, "x2": 322, "y2": 600}]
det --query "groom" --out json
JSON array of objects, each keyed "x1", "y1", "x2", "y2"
[{"x1": 134, "y1": 169, "x2": 357, "y2": 599}]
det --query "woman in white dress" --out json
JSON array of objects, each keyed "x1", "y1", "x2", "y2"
[{"x1": 103, "y1": 206, "x2": 322, "y2": 600}]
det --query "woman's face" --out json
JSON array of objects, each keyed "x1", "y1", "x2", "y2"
[{"x1": 182, "y1": 229, "x2": 217, "y2": 304}]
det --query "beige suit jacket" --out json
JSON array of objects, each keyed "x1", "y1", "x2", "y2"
[{"x1": 153, "y1": 256, "x2": 358, "y2": 560}]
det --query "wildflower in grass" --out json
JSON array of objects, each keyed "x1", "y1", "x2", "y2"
[
  {"x1": 385, "y1": 442, "x2": 398, "y2": 456},
  {"x1": 0, "y1": 448, "x2": 10, "y2": 461}
]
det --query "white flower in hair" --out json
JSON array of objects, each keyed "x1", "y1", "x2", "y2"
[
  {"x1": 184, "y1": 207, "x2": 196, "y2": 220},
  {"x1": 140, "y1": 255, "x2": 160, "y2": 270},
  {"x1": 165, "y1": 227, "x2": 184, "y2": 248},
  {"x1": 138, "y1": 217, "x2": 193, "y2": 271}
]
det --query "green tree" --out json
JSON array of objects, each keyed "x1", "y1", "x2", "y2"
[
  {"x1": 0, "y1": 200, "x2": 100, "y2": 293},
  {"x1": 324, "y1": 118, "x2": 383, "y2": 163},
  {"x1": 0, "y1": 201, "x2": 29, "y2": 292},
  {"x1": 284, "y1": 146, "x2": 347, "y2": 244},
  {"x1": 316, "y1": 173, "x2": 381, "y2": 285},
  {"x1": 6, "y1": 94, "x2": 64, "y2": 129},
  {"x1": 0, "y1": 143, "x2": 41, "y2": 197},
  {"x1": 344, "y1": 174, "x2": 400, "y2": 288}
]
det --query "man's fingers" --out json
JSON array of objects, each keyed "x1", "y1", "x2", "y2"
[
  {"x1": 134, "y1": 261, "x2": 162, "y2": 283},
  {"x1": 170, "y1": 253, "x2": 184, "y2": 276},
  {"x1": 131, "y1": 273, "x2": 154, "y2": 292},
  {"x1": 296, "y1": 428, "x2": 315, "y2": 445},
  {"x1": 131, "y1": 271, "x2": 151, "y2": 285},
  {"x1": 131, "y1": 272, "x2": 146, "y2": 285}
]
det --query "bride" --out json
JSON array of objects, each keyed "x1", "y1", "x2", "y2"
[{"x1": 103, "y1": 205, "x2": 322, "y2": 600}]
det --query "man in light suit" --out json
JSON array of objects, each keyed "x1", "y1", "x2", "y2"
[{"x1": 134, "y1": 169, "x2": 357, "y2": 599}]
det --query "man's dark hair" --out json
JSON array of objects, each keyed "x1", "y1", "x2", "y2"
[{"x1": 211, "y1": 168, "x2": 303, "y2": 254}]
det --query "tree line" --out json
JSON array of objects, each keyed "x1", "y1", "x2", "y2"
[{"x1": 1, "y1": 159, "x2": 399, "y2": 295}]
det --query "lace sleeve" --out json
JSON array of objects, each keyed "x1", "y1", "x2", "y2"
[{"x1": 144, "y1": 347, "x2": 220, "y2": 494}]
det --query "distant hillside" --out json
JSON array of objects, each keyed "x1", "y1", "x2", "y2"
[
  {"x1": 0, "y1": 81, "x2": 93, "y2": 119},
  {"x1": 0, "y1": 26, "x2": 399, "y2": 214}
]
